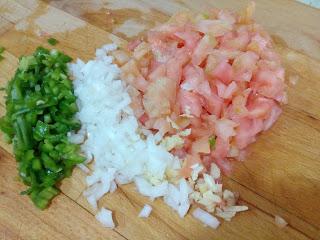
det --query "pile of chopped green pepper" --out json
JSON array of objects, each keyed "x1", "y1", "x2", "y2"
[{"x1": 0, "y1": 47, "x2": 84, "y2": 209}]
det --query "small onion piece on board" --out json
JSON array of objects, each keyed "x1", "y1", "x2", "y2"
[
  {"x1": 275, "y1": 215, "x2": 288, "y2": 228},
  {"x1": 192, "y1": 208, "x2": 220, "y2": 229},
  {"x1": 95, "y1": 208, "x2": 115, "y2": 229},
  {"x1": 138, "y1": 204, "x2": 153, "y2": 218}
]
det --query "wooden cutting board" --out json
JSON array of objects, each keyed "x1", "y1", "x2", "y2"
[{"x1": 0, "y1": 0, "x2": 319, "y2": 239}]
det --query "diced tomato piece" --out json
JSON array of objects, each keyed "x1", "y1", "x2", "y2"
[
  {"x1": 215, "y1": 158, "x2": 233, "y2": 176},
  {"x1": 143, "y1": 77, "x2": 175, "y2": 118},
  {"x1": 192, "y1": 136, "x2": 211, "y2": 154},
  {"x1": 211, "y1": 61, "x2": 233, "y2": 84},
  {"x1": 149, "y1": 64, "x2": 166, "y2": 82},
  {"x1": 211, "y1": 137, "x2": 229, "y2": 159},
  {"x1": 235, "y1": 117, "x2": 264, "y2": 149},
  {"x1": 196, "y1": 20, "x2": 232, "y2": 36},
  {"x1": 178, "y1": 89, "x2": 203, "y2": 117},
  {"x1": 192, "y1": 35, "x2": 216, "y2": 66},
  {"x1": 121, "y1": 59, "x2": 149, "y2": 92},
  {"x1": 214, "y1": 118, "x2": 238, "y2": 142},
  {"x1": 181, "y1": 64, "x2": 204, "y2": 91},
  {"x1": 247, "y1": 96, "x2": 275, "y2": 119},
  {"x1": 128, "y1": 39, "x2": 142, "y2": 51},
  {"x1": 223, "y1": 81, "x2": 238, "y2": 99},
  {"x1": 251, "y1": 69, "x2": 285, "y2": 100},
  {"x1": 180, "y1": 153, "x2": 201, "y2": 178},
  {"x1": 175, "y1": 31, "x2": 201, "y2": 50}
]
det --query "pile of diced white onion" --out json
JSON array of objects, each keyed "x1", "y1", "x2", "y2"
[{"x1": 68, "y1": 44, "x2": 247, "y2": 229}]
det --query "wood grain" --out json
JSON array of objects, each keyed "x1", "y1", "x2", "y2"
[{"x1": 0, "y1": 0, "x2": 319, "y2": 239}]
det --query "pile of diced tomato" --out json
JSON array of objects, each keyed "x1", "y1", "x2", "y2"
[{"x1": 112, "y1": 2, "x2": 286, "y2": 176}]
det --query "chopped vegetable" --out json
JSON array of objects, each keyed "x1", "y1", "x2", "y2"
[
  {"x1": 192, "y1": 208, "x2": 220, "y2": 229},
  {"x1": 275, "y1": 215, "x2": 288, "y2": 228},
  {"x1": 47, "y1": 38, "x2": 59, "y2": 46},
  {"x1": 0, "y1": 47, "x2": 84, "y2": 209},
  {"x1": 95, "y1": 208, "x2": 115, "y2": 229},
  {"x1": 138, "y1": 204, "x2": 153, "y2": 218},
  {"x1": 0, "y1": 46, "x2": 5, "y2": 61},
  {"x1": 209, "y1": 136, "x2": 216, "y2": 150}
]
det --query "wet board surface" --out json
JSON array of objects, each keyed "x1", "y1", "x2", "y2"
[{"x1": 0, "y1": 0, "x2": 319, "y2": 239}]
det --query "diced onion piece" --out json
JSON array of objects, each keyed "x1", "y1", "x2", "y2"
[
  {"x1": 275, "y1": 215, "x2": 288, "y2": 228},
  {"x1": 224, "y1": 205, "x2": 248, "y2": 212},
  {"x1": 138, "y1": 204, "x2": 153, "y2": 218},
  {"x1": 110, "y1": 181, "x2": 117, "y2": 193},
  {"x1": 77, "y1": 163, "x2": 90, "y2": 173},
  {"x1": 96, "y1": 208, "x2": 115, "y2": 229},
  {"x1": 210, "y1": 163, "x2": 221, "y2": 179},
  {"x1": 223, "y1": 189, "x2": 236, "y2": 206},
  {"x1": 215, "y1": 208, "x2": 236, "y2": 221},
  {"x1": 192, "y1": 208, "x2": 220, "y2": 229},
  {"x1": 191, "y1": 163, "x2": 204, "y2": 181}
]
